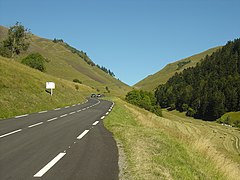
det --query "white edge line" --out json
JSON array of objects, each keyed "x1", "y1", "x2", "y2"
[
  {"x1": 106, "y1": 112, "x2": 109, "y2": 115},
  {"x1": 33, "y1": 152, "x2": 66, "y2": 177},
  {"x1": 38, "y1": 111, "x2": 47, "y2": 114},
  {"x1": 47, "y1": 117, "x2": 58, "y2": 122},
  {"x1": 77, "y1": 130, "x2": 89, "y2": 139},
  {"x1": 100, "y1": 116, "x2": 105, "y2": 120},
  {"x1": 60, "y1": 114, "x2": 67, "y2": 118},
  {"x1": 0, "y1": 129, "x2": 22, "y2": 138},
  {"x1": 92, "y1": 121, "x2": 99, "y2": 126},
  {"x1": 28, "y1": 122, "x2": 43, "y2": 128},
  {"x1": 54, "y1": 108, "x2": 60, "y2": 111},
  {"x1": 65, "y1": 106, "x2": 70, "y2": 108},
  {"x1": 15, "y1": 114, "x2": 29, "y2": 118}
]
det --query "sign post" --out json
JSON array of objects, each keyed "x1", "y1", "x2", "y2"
[{"x1": 46, "y1": 82, "x2": 55, "y2": 96}]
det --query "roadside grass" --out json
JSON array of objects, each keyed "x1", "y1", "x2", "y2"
[
  {"x1": 0, "y1": 56, "x2": 93, "y2": 119},
  {"x1": 104, "y1": 98, "x2": 240, "y2": 180}
]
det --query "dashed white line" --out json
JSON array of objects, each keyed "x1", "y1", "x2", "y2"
[
  {"x1": 69, "y1": 111, "x2": 76, "y2": 115},
  {"x1": 106, "y1": 112, "x2": 109, "y2": 115},
  {"x1": 82, "y1": 108, "x2": 86, "y2": 110},
  {"x1": 72, "y1": 104, "x2": 76, "y2": 107},
  {"x1": 0, "y1": 129, "x2": 22, "y2": 138},
  {"x1": 100, "y1": 116, "x2": 105, "y2": 120},
  {"x1": 47, "y1": 117, "x2": 58, "y2": 122},
  {"x1": 60, "y1": 114, "x2": 67, "y2": 118},
  {"x1": 38, "y1": 111, "x2": 47, "y2": 114},
  {"x1": 77, "y1": 110, "x2": 81, "y2": 112},
  {"x1": 15, "y1": 114, "x2": 29, "y2": 118},
  {"x1": 28, "y1": 122, "x2": 43, "y2": 128},
  {"x1": 65, "y1": 106, "x2": 70, "y2": 109},
  {"x1": 54, "y1": 108, "x2": 60, "y2": 111},
  {"x1": 77, "y1": 130, "x2": 89, "y2": 139},
  {"x1": 33, "y1": 152, "x2": 66, "y2": 177},
  {"x1": 92, "y1": 121, "x2": 99, "y2": 126}
]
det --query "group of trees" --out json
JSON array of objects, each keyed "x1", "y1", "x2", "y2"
[
  {"x1": 155, "y1": 39, "x2": 240, "y2": 121},
  {"x1": 53, "y1": 38, "x2": 115, "y2": 77},
  {"x1": 126, "y1": 90, "x2": 162, "y2": 116},
  {"x1": 0, "y1": 22, "x2": 30, "y2": 58},
  {"x1": 96, "y1": 65, "x2": 115, "y2": 77}
]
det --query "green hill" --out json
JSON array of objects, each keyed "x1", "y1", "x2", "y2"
[
  {"x1": 0, "y1": 56, "x2": 93, "y2": 119},
  {"x1": 134, "y1": 46, "x2": 221, "y2": 91},
  {"x1": 0, "y1": 25, "x2": 131, "y2": 97}
]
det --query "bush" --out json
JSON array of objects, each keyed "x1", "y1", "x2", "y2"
[
  {"x1": 21, "y1": 53, "x2": 46, "y2": 72},
  {"x1": 73, "y1": 79, "x2": 82, "y2": 84},
  {"x1": 126, "y1": 90, "x2": 162, "y2": 117}
]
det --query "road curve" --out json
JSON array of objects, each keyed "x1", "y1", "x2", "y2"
[{"x1": 0, "y1": 98, "x2": 118, "y2": 180}]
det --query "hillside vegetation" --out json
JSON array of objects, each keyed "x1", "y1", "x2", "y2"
[
  {"x1": 105, "y1": 98, "x2": 240, "y2": 180},
  {"x1": 0, "y1": 25, "x2": 131, "y2": 97},
  {"x1": 155, "y1": 39, "x2": 240, "y2": 123},
  {"x1": 0, "y1": 56, "x2": 93, "y2": 119},
  {"x1": 134, "y1": 46, "x2": 221, "y2": 91}
]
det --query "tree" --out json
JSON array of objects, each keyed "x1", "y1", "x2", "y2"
[
  {"x1": 1, "y1": 22, "x2": 30, "y2": 58},
  {"x1": 21, "y1": 53, "x2": 46, "y2": 72}
]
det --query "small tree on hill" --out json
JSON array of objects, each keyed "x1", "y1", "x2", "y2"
[{"x1": 1, "y1": 22, "x2": 30, "y2": 58}]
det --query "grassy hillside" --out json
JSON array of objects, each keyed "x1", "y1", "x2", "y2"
[
  {"x1": 0, "y1": 25, "x2": 131, "y2": 97},
  {"x1": 134, "y1": 47, "x2": 221, "y2": 91},
  {"x1": 105, "y1": 98, "x2": 240, "y2": 180},
  {"x1": 0, "y1": 56, "x2": 93, "y2": 119}
]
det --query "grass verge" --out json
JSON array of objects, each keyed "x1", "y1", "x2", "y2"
[{"x1": 104, "y1": 98, "x2": 240, "y2": 180}]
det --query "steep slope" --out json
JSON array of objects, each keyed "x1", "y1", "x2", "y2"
[
  {"x1": 0, "y1": 56, "x2": 93, "y2": 119},
  {"x1": 0, "y1": 25, "x2": 131, "y2": 96},
  {"x1": 134, "y1": 46, "x2": 221, "y2": 91}
]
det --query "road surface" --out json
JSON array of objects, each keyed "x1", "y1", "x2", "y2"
[{"x1": 0, "y1": 98, "x2": 118, "y2": 180}]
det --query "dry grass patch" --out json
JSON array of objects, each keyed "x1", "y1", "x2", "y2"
[{"x1": 104, "y1": 98, "x2": 233, "y2": 180}]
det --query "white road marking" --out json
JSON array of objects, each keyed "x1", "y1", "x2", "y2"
[
  {"x1": 108, "y1": 109, "x2": 111, "y2": 112},
  {"x1": 65, "y1": 106, "x2": 70, "y2": 108},
  {"x1": 33, "y1": 153, "x2": 66, "y2": 177},
  {"x1": 82, "y1": 108, "x2": 86, "y2": 110},
  {"x1": 69, "y1": 111, "x2": 76, "y2": 115},
  {"x1": 100, "y1": 116, "x2": 105, "y2": 120},
  {"x1": 60, "y1": 114, "x2": 67, "y2": 118},
  {"x1": 77, "y1": 110, "x2": 81, "y2": 112},
  {"x1": 72, "y1": 104, "x2": 76, "y2": 107},
  {"x1": 106, "y1": 112, "x2": 109, "y2": 115},
  {"x1": 38, "y1": 111, "x2": 47, "y2": 114},
  {"x1": 15, "y1": 114, "x2": 29, "y2": 118},
  {"x1": 92, "y1": 121, "x2": 99, "y2": 126},
  {"x1": 77, "y1": 130, "x2": 89, "y2": 139},
  {"x1": 47, "y1": 117, "x2": 58, "y2": 122},
  {"x1": 54, "y1": 108, "x2": 60, "y2": 111},
  {"x1": 0, "y1": 129, "x2": 22, "y2": 138},
  {"x1": 28, "y1": 122, "x2": 43, "y2": 128}
]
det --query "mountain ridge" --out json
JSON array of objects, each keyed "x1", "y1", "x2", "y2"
[
  {"x1": 134, "y1": 46, "x2": 221, "y2": 91},
  {"x1": 0, "y1": 25, "x2": 131, "y2": 96}
]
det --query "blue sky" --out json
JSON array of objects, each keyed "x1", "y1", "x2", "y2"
[{"x1": 0, "y1": 0, "x2": 239, "y2": 85}]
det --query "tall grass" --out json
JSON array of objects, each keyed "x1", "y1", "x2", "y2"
[{"x1": 104, "y1": 98, "x2": 240, "y2": 180}]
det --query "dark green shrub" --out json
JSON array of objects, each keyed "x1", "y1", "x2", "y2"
[
  {"x1": 21, "y1": 53, "x2": 46, "y2": 72},
  {"x1": 73, "y1": 79, "x2": 82, "y2": 84}
]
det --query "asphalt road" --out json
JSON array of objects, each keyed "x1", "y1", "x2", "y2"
[{"x1": 0, "y1": 98, "x2": 119, "y2": 180}]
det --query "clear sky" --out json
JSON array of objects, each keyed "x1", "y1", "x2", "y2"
[{"x1": 0, "y1": 0, "x2": 239, "y2": 85}]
